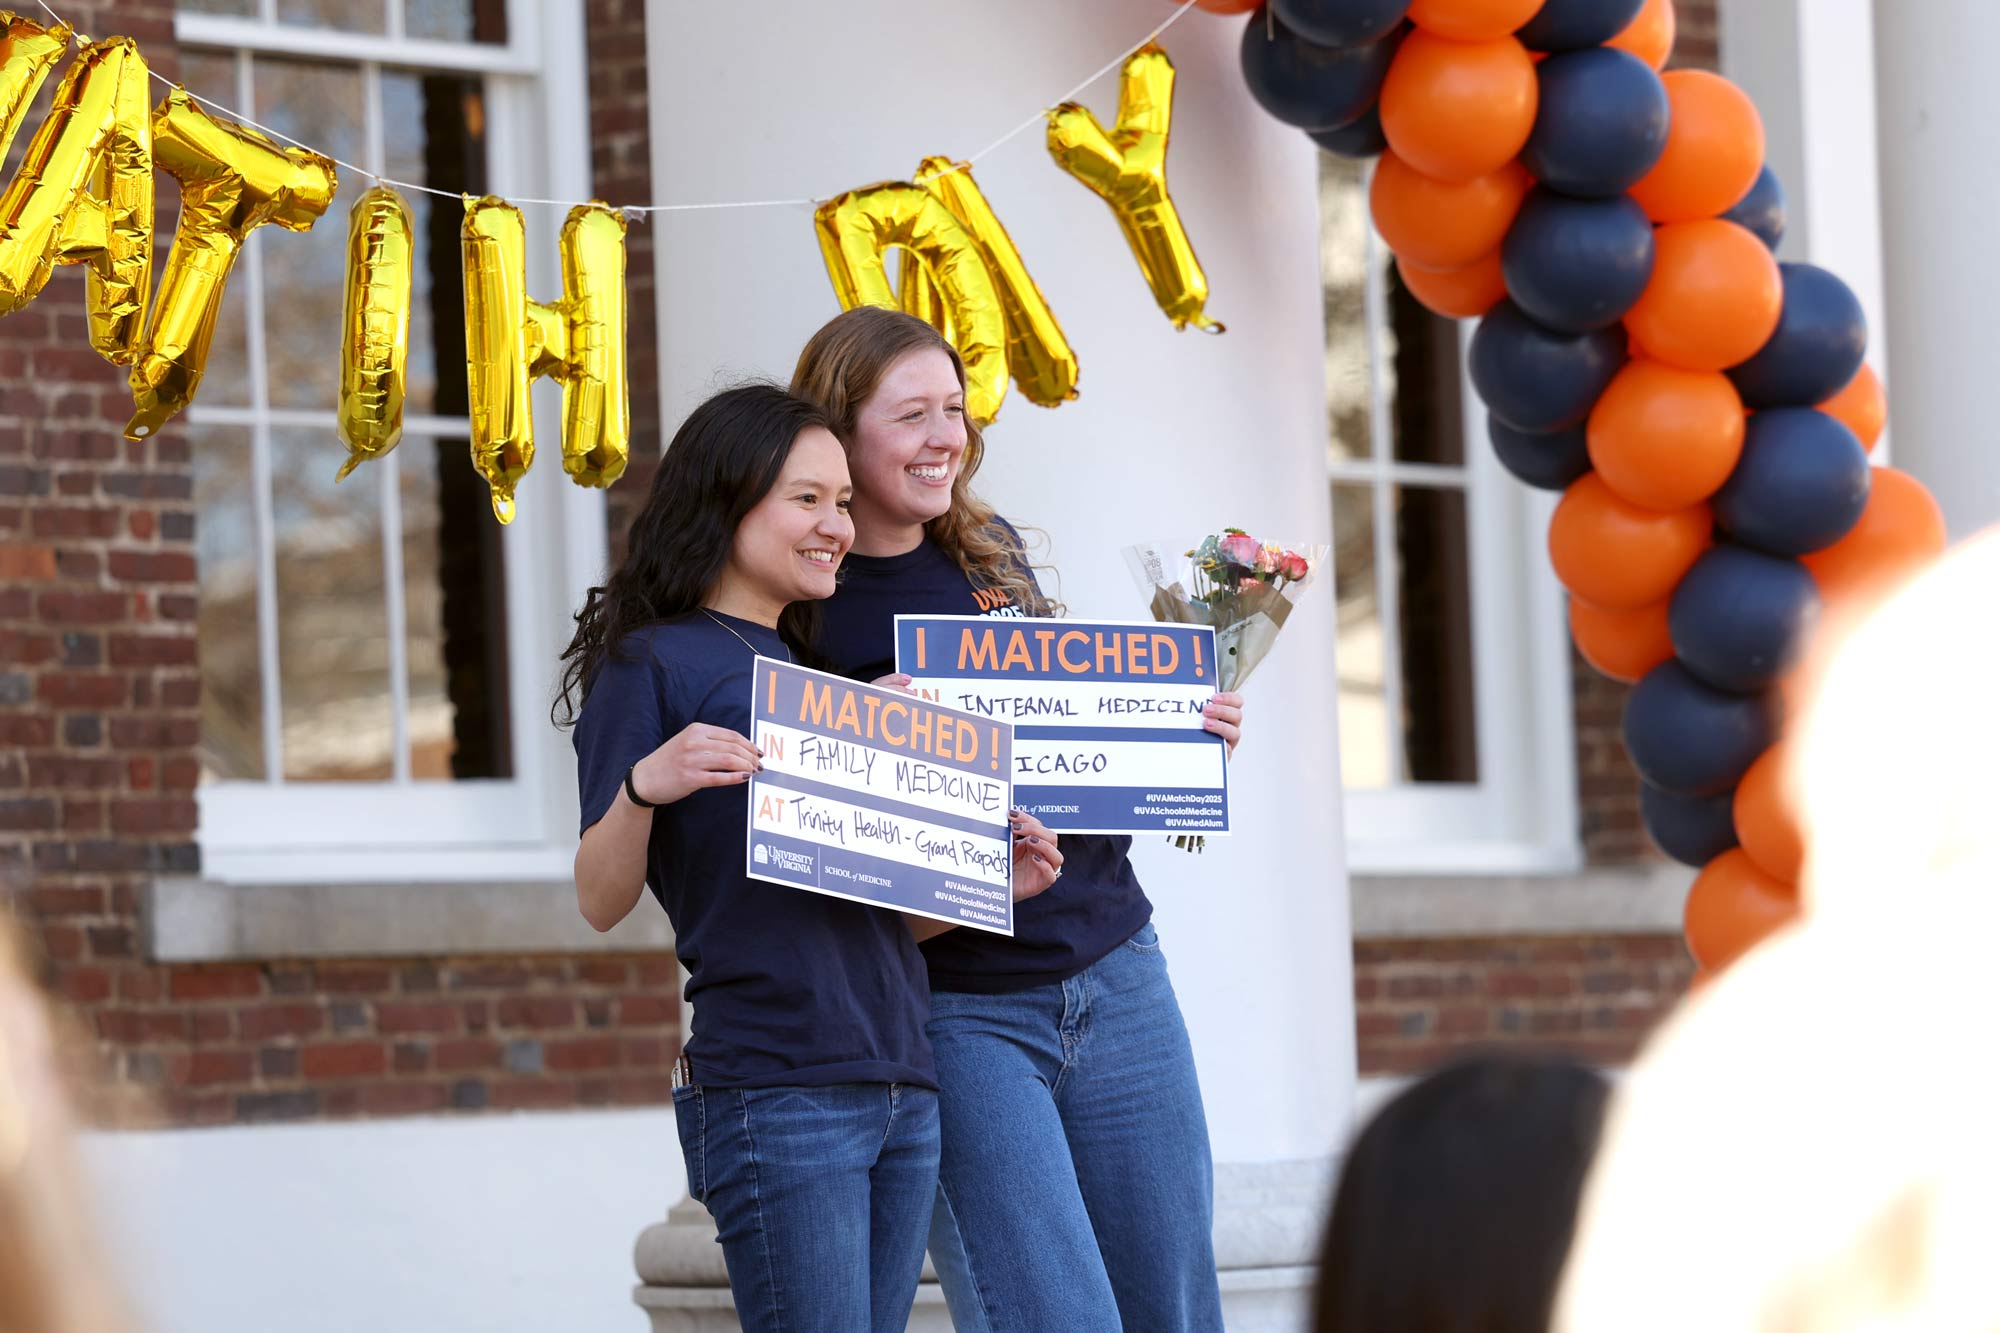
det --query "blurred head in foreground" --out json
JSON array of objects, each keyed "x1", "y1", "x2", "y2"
[
  {"x1": 0, "y1": 916, "x2": 130, "y2": 1333},
  {"x1": 1314, "y1": 1054, "x2": 1610, "y2": 1333},
  {"x1": 1557, "y1": 530, "x2": 2000, "y2": 1333}
]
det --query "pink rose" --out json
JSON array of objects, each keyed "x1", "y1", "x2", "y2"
[
  {"x1": 1256, "y1": 545, "x2": 1279, "y2": 575},
  {"x1": 1279, "y1": 551, "x2": 1311, "y2": 581},
  {"x1": 1219, "y1": 533, "x2": 1260, "y2": 568}
]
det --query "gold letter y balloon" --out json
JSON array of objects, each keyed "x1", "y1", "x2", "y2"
[
  {"x1": 1047, "y1": 43, "x2": 1221, "y2": 333},
  {"x1": 127, "y1": 88, "x2": 336, "y2": 439},
  {"x1": 461, "y1": 197, "x2": 630, "y2": 524},
  {"x1": 336, "y1": 186, "x2": 414, "y2": 480}
]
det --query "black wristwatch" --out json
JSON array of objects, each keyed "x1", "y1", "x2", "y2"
[{"x1": 623, "y1": 764, "x2": 659, "y2": 809}]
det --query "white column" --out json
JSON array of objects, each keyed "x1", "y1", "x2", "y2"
[
  {"x1": 1718, "y1": 0, "x2": 1889, "y2": 453},
  {"x1": 640, "y1": 0, "x2": 1355, "y2": 1325},
  {"x1": 1866, "y1": 0, "x2": 2000, "y2": 535}
]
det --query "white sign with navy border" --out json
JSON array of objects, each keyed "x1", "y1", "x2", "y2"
[{"x1": 893, "y1": 615, "x2": 1229, "y2": 837}]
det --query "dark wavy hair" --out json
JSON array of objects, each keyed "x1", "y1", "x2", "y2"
[
  {"x1": 1314, "y1": 1054, "x2": 1610, "y2": 1333},
  {"x1": 553, "y1": 383, "x2": 834, "y2": 728}
]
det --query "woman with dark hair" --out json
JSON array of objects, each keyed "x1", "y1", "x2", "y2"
[
  {"x1": 1316, "y1": 1055, "x2": 1611, "y2": 1333},
  {"x1": 791, "y1": 306, "x2": 1242, "y2": 1332},
  {"x1": 558, "y1": 383, "x2": 1058, "y2": 1333}
]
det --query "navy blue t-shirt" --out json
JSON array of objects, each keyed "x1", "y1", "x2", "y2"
[
  {"x1": 815, "y1": 531, "x2": 1154, "y2": 995},
  {"x1": 573, "y1": 611, "x2": 936, "y2": 1089}
]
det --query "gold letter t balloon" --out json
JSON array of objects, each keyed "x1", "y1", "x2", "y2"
[{"x1": 1048, "y1": 43, "x2": 1220, "y2": 333}]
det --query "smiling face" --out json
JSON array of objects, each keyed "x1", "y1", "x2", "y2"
[
  {"x1": 843, "y1": 347, "x2": 968, "y2": 555},
  {"x1": 711, "y1": 426, "x2": 854, "y2": 623}
]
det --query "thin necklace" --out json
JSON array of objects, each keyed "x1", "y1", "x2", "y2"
[{"x1": 702, "y1": 608, "x2": 794, "y2": 664}]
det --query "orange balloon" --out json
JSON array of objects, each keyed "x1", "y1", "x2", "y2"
[
  {"x1": 1569, "y1": 595, "x2": 1674, "y2": 683},
  {"x1": 1733, "y1": 743, "x2": 1803, "y2": 883},
  {"x1": 1684, "y1": 848, "x2": 1798, "y2": 970},
  {"x1": 1608, "y1": 0, "x2": 1676, "y2": 70},
  {"x1": 1629, "y1": 71, "x2": 1765, "y2": 223},
  {"x1": 1816, "y1": 362, "x2": 1886, "y2": 451},
  {"x1": 1624, "y1": 219, "x2": 1782, "y2": 372},
  {"x1": 1408, "y1": 0, "x2": 1544, "y2": 43},
  {"x1": 1397, "y1": 250, "x2": 1508, "y2": 319},
  {"x1": 1371, "y1": 153, "x2": 1531, "y2": 271},
  {"x1": 1380, "y1": 30, "x2": 1539, "y2": 183},
  {"x1": 1548, "y1": 473, "x2": 1712, "y2": 610},
  {"x1": 1587, "y1": 358, "x2": 1746, "y2": 510},
  {"x1": 1801, "y1": 466, "x2": 1947, "y2": 607}
]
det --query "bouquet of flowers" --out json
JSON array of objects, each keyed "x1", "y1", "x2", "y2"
[{"x1": 1125, "y1": 528, "x2": 1327, "y2": 849}]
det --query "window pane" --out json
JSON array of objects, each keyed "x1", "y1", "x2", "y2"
[
  {"x1": 406, "y1": 0, "x2": 509, "y2": 42},
  {"x1": 277, "y1": 0, "x2": 388, "y2": 34},
  {"x1": 1319, "y1": 153, "x2": 1372, "y2": 463},
  {"x1": 1389, "y1": 268, "x2": 1466, "y2": 467},
  {"x1": 178, "y1": 0, "x2": 257, "y2": 15},
  {"x1": 401, "y1": 435, "x2": 512, "y2": 779},
  {"x1": 252, "y1": 57, "x2": 365, "y2": 411},
  {"x1": 1396, "y1": 485, "x2": 1479, "y2": 783},
  {"x1": 272, "y1": 428, "x2": 393, "y2": 781},
  {"x1": 1333, "y1": 483, "x2": 1389, "y2": 790},
  {"x1": 195, "y1": 426, "x2": 264, "y2": 782},
  {"x1": 381, "y1": 71, "x2": 488, "y2": 418}
]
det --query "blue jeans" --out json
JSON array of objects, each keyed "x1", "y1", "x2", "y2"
[
  {"x1": 672, "y1": 1082, "x2": 940, "y2": 1332},
  {"x1": 925, "y1": 921, "x2": 1224, "y2": 1331}
]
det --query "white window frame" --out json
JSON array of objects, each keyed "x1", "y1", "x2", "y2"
[
  {"x1": 1333, "y1": 200, "x2": 1580, "y2": 876},
  {"x1": 181, "y1": 0, "x2": 606, "y2": 885}
]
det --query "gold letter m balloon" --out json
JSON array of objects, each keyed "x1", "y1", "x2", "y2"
[
  {"x1": 462, "y1": 197, "x2": 630, "y2": 524},
  {"x1": 1048, "y1": 43, "x2": 1221, "y2": 333}
]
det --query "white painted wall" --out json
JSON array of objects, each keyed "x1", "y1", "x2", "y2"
[
  {"x1": 84, "y1": 1111, "x2": 675, "y2": 1333},
  {"x1": 646, "y1": 0, "x2": 1356, "y2": 1167}
]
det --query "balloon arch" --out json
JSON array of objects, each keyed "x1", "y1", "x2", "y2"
[{"x1": 1217, "y1": 0, "x2": 1946, "y2": 977}]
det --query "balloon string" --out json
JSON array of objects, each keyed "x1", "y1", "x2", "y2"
[{"x1": 32, "y1": 0, "x2": 1204, "y2": 215}]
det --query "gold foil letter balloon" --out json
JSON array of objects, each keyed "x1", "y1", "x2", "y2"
[
  {"x1": 460, "y1": 197, "x2": 629, "y2": 524},
  {"x1": 336, "y1": 186, "x2": 414, "y2": 480},
  {"x1": 813, "y1": 182, "x2": 1009, "y2": 425},
  {"x1": 0, "y1": 29, "x2": 156, "y2": 364},
  {"x1": 126, "y1": 88, "x2": 336, "y2": 439},
  {"x1": 906, "y1": 157, "x2": 1079, "y2": 409},
  {"x1": 1047, "y1": 43, "x2": 1221, "y2": 333}
]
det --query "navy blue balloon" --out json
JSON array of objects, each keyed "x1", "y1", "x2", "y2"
[
  {"x1": 1502, "y1": 188, "x2": 1655, "y2": 333},
  {"x1": 1488, "y1": 417, "x2": 1592, "y2": 491},
  {"x1": 1240, "y1": 14, "x2": 1404, "y2": 130},
  {"x1": 1713, "y1": 408, "x2": 1871, "y2": 556},
  {"x1": 1308, "y1": 106, "x2": 1388, "y2": 159},
  {"x1": 1522, "y1": 48, "x2": 1669, "y2": 197},
  {"x1": 1668, "y1": 544, "x2": 1821, "y2": 692},
  {"x1": 1723, "y1": 166, "x2": 1787, "y2": 252},
  {"x1": 1470, "y1": 299, "x2": 1628, "y2": 433},
  {"x1": 1624, "y1": 660, "x2": 1774, "y2": 798},
  {"x1": 1518, "y1": 0, "x2": 1647, "y2": 52},
  {"x1": 1641, "y1": 783, "x2": 1741, "y2": 868},
  {"x1": 1273, "y1": 0, "x2": 1411, "y2": 50},
  {"x1": 1727, "y1": 263, "x2": 1868, "y2": 408}
]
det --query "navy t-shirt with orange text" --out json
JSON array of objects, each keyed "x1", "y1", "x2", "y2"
[
  {"x1": 814, "y1": 531, "x2": 1154, "y2": 995},
  {"x1": 573, "y1": 611, "x2": 936, "y2": 1088}
]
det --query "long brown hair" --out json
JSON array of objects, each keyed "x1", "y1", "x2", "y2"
[{"x1": 789, "y1": 306, "x2": 1060, "y2": 615}]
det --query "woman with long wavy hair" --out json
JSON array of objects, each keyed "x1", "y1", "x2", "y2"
[
  {"x1": 558, "y1": 383, "x2": 1058, "y2": 1332},
  {"x1": 792, "y1": 306, "x2": 1242, "y2": 1332}
]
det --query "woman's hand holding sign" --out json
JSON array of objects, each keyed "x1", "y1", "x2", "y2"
[
  {"x1": 1203, "y1": 690, "x2": 1246, "y2": 757},
  {"x1": 1010, "y1": 810, "x2": 1063, "y2": 902},
  {"x1": 629, "y1": 723, "x2": 764, "y2": 807}
]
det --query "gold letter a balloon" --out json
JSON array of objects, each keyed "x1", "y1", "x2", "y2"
[{"x1": 1048, "y1": 43, "x2": 1221, "y2": 333}]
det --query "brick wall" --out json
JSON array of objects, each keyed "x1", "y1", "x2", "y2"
[
  {"x1": 587, "y1": 0, "x2": 663, "y2": 561},
  {"x1": 0, "y1": 2, "x2": 681, "y2": 1128},
  {"x1": 1571, "y1": 0, "x2": 1721, "y2": 866},
  {"x1": 1355, "y1": 935, "x2": 1694, "y2": 1076}
]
